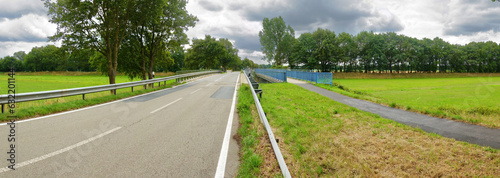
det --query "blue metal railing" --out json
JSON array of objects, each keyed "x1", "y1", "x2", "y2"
[
  {"x1": 254, "y1": 69, "x2": 333, "y2": 86},
  {"x1": 255, "y1": 69, "x2": 287, "y2": 82}
]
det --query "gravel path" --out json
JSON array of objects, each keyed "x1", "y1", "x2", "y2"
[{"x1": 288, "y1": 78, "x2": 500, "y2": 149}]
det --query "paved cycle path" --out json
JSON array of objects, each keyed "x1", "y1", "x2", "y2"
[{"x1": 288, "y1": 78, "x2": 500, "y2": 149}]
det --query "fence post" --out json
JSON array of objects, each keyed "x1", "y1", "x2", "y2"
[
  {"x1": 330, "y1": 72, "x2": 333, "y2": 86},
  {"x1": 284, "y1": 71, "x2": 287, "y2": 82}
]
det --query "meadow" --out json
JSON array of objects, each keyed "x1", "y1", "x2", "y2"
[
  {"x1": 317, "y1": 74, "x2": 500, "y2": 128},
  {"x1": 0, "y1": 72, "x2": 177, "y2": 122},
  {"x1": 237, "y1": 83, "x2": 500, "y2": 177},
  {"x1": 0, "y1": 71, "x2": 174, "y2": 93}
]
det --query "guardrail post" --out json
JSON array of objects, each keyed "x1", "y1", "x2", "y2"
[
  {"x1": 82, "y1": 94, "x2": 85, "y2": 100},
  {"x1": 113, "y1": 89, "x2": 116, "y2": 95},
  {"x1": 1, "y1": 104, "x2": 3, "y2": 113},
  {"x1": 131, "y1": 86, "x2": 134, "y2": 92}
]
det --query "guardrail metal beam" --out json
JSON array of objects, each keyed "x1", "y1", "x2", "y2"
[
  {"x1": 0, "y1": 70, "x2": 220, "y2": 112},
  {"x1": 243, "y1": 69, "x2": 291, "y2": 178}
]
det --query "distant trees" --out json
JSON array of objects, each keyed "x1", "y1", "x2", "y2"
[
  {"x1": 241, "y1": 57, "x2": 258, "y2": 69},
  {"x1": 259, "y1": 17, "x2": 500, "y2": 73},
  {"x1": 185, "y1": 35, "x2": 239, "y2": 71}
]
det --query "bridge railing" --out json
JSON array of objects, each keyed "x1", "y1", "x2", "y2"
[
  {"x1": 254, "y1": 69, "x2": 287, "y2": 83},
  {"x1": 254, "y1": 69, "x2": 333, "y2": 86},
  {"x1": 287, "y1": 70, "x2": 333, "y2": 86}
]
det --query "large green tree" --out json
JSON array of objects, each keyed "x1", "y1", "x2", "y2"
[
  {"x1": 291, "y1": 32, "x2": 316, "y2": 69},
  {"x1": 259, "y1": 16, "x2": 295, "y2": 66},
  {"x1": 120, "y1": 0, "x2": 197, "y2": 80},
  {"x1": 45, "y1": 0, "x2": 136, "y2": 86},
  {"x1": 312, "y1": 28, "x2": 337, "y2": 72}
]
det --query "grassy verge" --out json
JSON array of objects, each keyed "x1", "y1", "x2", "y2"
[
  {"x1": 0, "y1": 71, "x2": 175, "y2": 93},
  {"x1": 0, "y1": 79, "x2": 180, "y2": 122},
  {"x1": 259, "y1": 83, "x2": 499, "y2": 177},
  {"x1": 316, "y1": 76, "x2": 500, "y2": 128},
  {"x1": 236, "y1": 84, "x2": 281, "y2": 177}
]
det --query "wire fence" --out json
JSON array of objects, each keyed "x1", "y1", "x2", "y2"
[{"x1": 254, "y1": 69, "x2": 333, "y2": 86}]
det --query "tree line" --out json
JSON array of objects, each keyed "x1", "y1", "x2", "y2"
[
  {"x1": 260, "y1": 16, "x2": 500, "y2": 73},
  {"x1": 0, "y1": 38, "x2": 255, "y2": 73},
  {"x1": 0, "y1": 0, "x2": 253, "y2": 85}
]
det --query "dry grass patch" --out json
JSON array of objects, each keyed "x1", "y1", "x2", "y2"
[{"x1": 260, "y1": 83, "x2": 500, "y2": 177}]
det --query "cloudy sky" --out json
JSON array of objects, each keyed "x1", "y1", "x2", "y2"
[{"x1": 1, "y1": 0, "x2": 500, "y2": 64}]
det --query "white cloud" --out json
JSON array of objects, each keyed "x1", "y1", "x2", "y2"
[
  {"x1": 0, "y1": 41, "x2": 60, "y2": 58},
  {"x1": 0, "y1": 0, "x2": 47, "y2": 18},
  {"x1": 0, "y1": 13, "x2": 56, "y2": 42},
  {"x1": 239, "y1": 49, "x2": 267, "y2": 64}
]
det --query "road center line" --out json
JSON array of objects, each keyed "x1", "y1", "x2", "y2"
[
  {"x1": 0, "y1": 127, "x2": 122, "y2": 173},
  {"x1": 150, "y1": 98, "x2": 183, "y2": 114},
  {"x1": 190, "y1": 88, "x2": 202, "y2": 94},
  {"x1": 215, "y1": 75, "x2": 226, "y2": 82},
  {"x1": 215, "y1": 74, "x2": 239, "y2": 177}
]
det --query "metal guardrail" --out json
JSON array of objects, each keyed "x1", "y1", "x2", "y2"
[
  {"x1": 243, "y1": 69, "x2": 291, "y2": 178},
  {"x1": 175, "y1": 69, "x2": 212, "y2": 75},
  {"x1": 0, "y1": 70, "x2": 220, "y2": 111}
]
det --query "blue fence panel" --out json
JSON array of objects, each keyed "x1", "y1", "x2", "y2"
[
  {"x1": 255, "y1": 69, "x2": 287, "y2": 82},
  {"x1": 286, "y1": 70, "x2": 332, "y2": 86},
  {"x1": 254, "y1": 69, "x2": 333, "y2": 86},
  {"x1": 316, "y1": 72, "x2": 333, "y2": 86}
]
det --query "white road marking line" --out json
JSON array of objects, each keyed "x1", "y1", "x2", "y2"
[
  {"x1": 0, "y1": 127, "x2": 122, "y2": 173},
  {"x1": 205, "y1": 83, "x2": 212, "y2": 87},
  {"x1": 215, "y1": 73, "x2": 240, "y2": 178},
  {"x1": 190, "y1": 88, "x2": 202, "y2": 94},
  {"x1": 215, "y1": 74, "x2": 227, "y2": 82},
  {"x1": 150, "y1": 98, "x2": 183, "y2": 114}
]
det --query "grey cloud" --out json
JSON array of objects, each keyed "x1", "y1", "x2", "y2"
[
  {"x1": 199, "y1": 0, "x2": 223, "y2": 12},
  {"x1": 0, "y1": 0, "x2": 47, "y2": 19},
  {"x1": 0, "y1": 34, "x2": 48, "y2": 42},
  {"x1": 444, "y1": 0, "x2": 500, "y2": 36},
  {"x1": 238, "y1": 0, "x2": 404, "y2": 34},
  {"x1": 232, "y1": 35, "x2": 261, "y2": 52},
  {"x1": 0, "y1": 13, "x2": 55, "y2": 43}
]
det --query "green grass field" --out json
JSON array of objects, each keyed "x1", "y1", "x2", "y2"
[
  {"x1": 238, "y1": 83, "x2": 499, "y2": 177},
  {"x1": 0, "y1": 71, "x2": 175, "y2": 93},
  {"x1": 317, "y1": 76, "x2": 500, "y2": 128},
  {"x1": 0, "y1": 72, "x2": 179, "y2": 122}
]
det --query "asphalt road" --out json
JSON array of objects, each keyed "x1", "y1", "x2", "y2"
[
  {"x1": 288, "y1": 78, "x2": 500, "y2": 149},
  {"x1": 0, "y1": 72, "x2": 241, "y2": 177}
]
